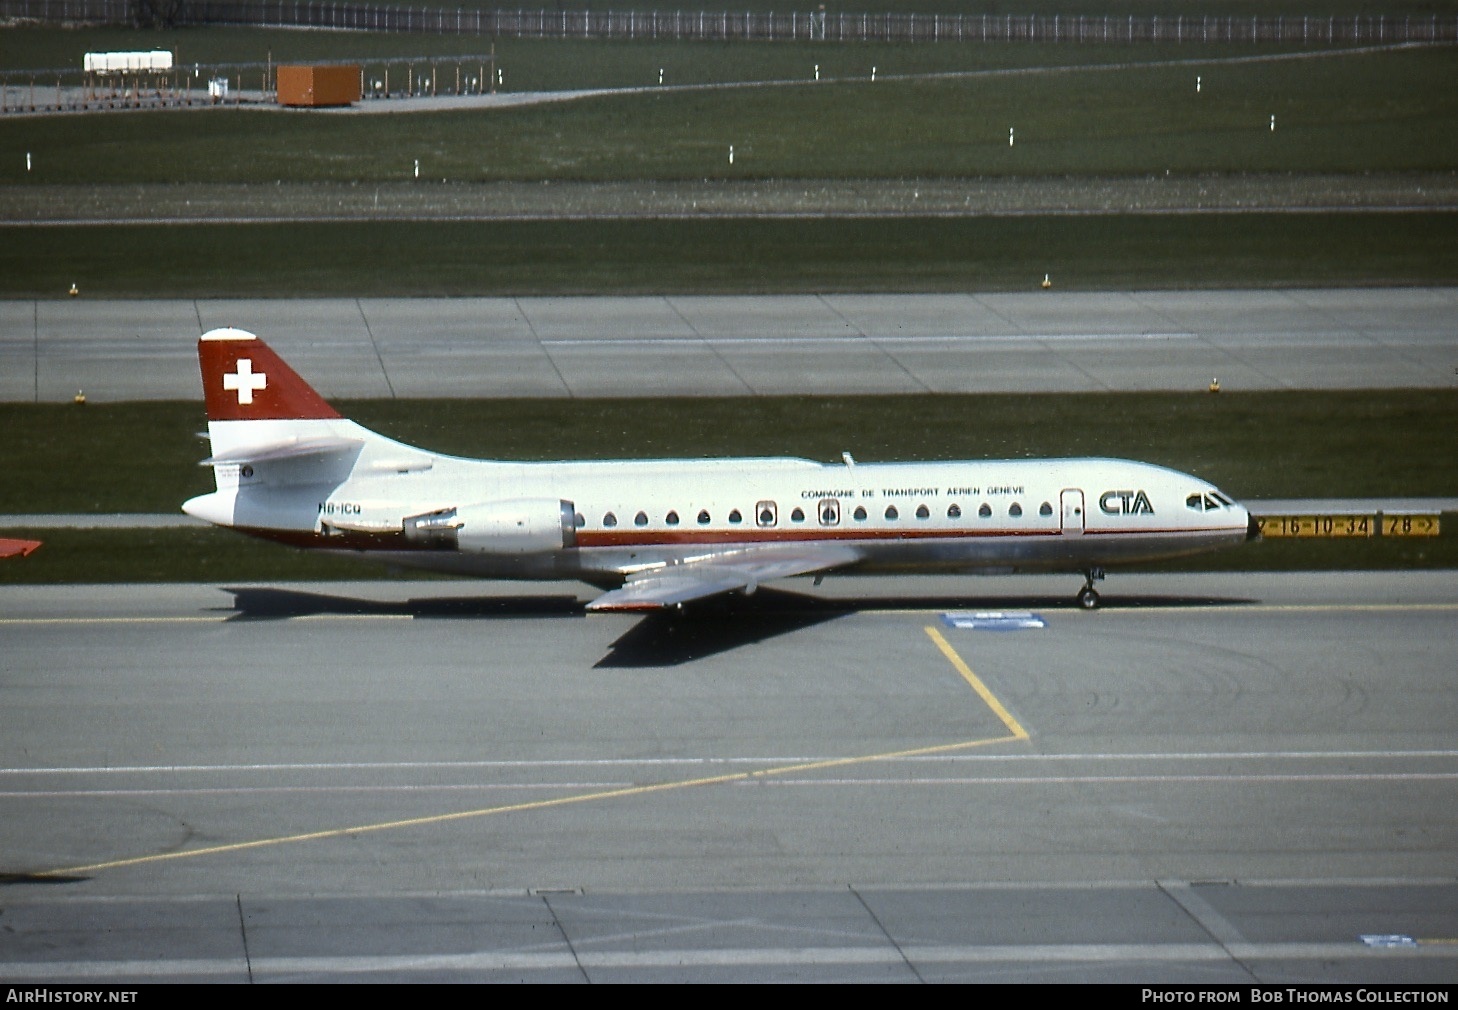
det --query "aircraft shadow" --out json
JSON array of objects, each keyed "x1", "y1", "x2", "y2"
[
  {"x1": 595, "y1": 589, "x2": 848, "y2": 668},
  {"x1": 594, "y1": 588, "x2": 1259, "y2": 667},
  {"x1": 214, "y1": 584, "x2": 1257, "y2": 667},
  {"x1": 218, "y1": 585, "x2": 586, "y2": 621}
]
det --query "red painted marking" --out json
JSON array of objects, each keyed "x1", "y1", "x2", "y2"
[
  {"x1": 574, "y1": 527, "x2": 1063, "y2": 548},
  {"x1": 0, "y1": 538, "x2": 42, "y2": 559},
  {"x1": 199, "y1": 336, "x2": 340, "y2": 422}
]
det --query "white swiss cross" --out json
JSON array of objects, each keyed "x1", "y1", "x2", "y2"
[{"x1": 223, "y1": 358, "x2": 267, "y2": 405}]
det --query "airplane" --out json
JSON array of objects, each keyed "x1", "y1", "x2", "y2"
[{"x1": 183, "y1": 327, "x2": 1259, "y2": 611}]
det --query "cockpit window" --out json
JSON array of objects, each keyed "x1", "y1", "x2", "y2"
[{"x1": 1188, "y1": 492, "x2": 1225, "y2": 511}]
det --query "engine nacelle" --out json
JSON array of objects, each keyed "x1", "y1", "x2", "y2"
[{"x1": 403, "y1": 498, "x2": 577, "y2": 555}]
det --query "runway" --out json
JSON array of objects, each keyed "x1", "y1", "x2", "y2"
[
  {"x1": 3, "y1": 572, "x2": 1457, "y2": 982},
  {"x1": 2, "y1": 288, "x2": 1455, "y2": 402}
]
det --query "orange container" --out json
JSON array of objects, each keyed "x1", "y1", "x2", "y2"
[{"x1": 276, "y1": 65, "x2": 360, "y2": 107}]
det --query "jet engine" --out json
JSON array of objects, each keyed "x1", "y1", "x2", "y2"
[{"x1": 403, "y1": 499, "x2": 578, "y2": 554}]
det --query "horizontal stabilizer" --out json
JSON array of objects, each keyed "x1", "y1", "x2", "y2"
[
  {"x1": 587, "y1": 545, "x2": 860, "y2": 612},
  {"x1": 201, "y1": 435, "x2": 365, "y2": 467}
]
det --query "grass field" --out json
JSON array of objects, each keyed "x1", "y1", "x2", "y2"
[
  {"x1": 4, "y1": 389, "x2": 1455, "y2": 516},
  {"x1": 5, "y1": 46, "x2": 1457, "y2": 183},
  {"x1": 4, "y1": 41, "x2": 1455, "y2": 296},
  {"x1": 5, "y1": 213, "x2": 1456, "y2": 298},
  {"x1": 2, "y1": 387, "x2": 1454, "y2": 584}
]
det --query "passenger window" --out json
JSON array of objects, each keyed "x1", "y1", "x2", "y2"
[
  {"x1": 697, "y1": 509, "x2": 710, "y2": 525},
  {"x1": 947, "y1": 503, "x2": 961, "y2": 519},
  {"x1": 1009, "y1": 503, "x2": 1023, "y2": 517},
  {"x1": 884, "y1": 505, "x2": 899, "y2": 520},
  {"x1": 1039, "y1": 502, "x2": 1053, "y2": 517},
  {"x1": 729, "y1": 509, "x2": 743, "y2": 524},
  {"x1": 574, "y1": 511, "x2": 585, "y2": 528},
  {"x1": 978, "y1": 503, "x2": 992, "y2": 518},
  {"x1": 603, "y1": 512, "x2": 617, "y2": 528},
  {"x1": 791, "y1": 507, "x2": 806, "y2": 522},
  {"x1": 853, "y1": 505, "x2": 867, "y2": 521},
  {"x1": 756, "y1": 501, "x2": 777, "y2": 527},
  {"x1": 634, "y1": 511, "x2": 648, "y2": 527},
  {"x1": 666, "y1": 510, "x2": 679, "y2": 525},
  {"x1": 915, "y1": 504, "x2": 930, "y2": 519}
]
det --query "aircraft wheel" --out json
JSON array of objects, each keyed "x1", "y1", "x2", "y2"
[{"x1": 1077, "y1": 586, "x2": 1100, "y2": 610}]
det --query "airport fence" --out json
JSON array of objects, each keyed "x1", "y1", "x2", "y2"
[{"x1": 5, "y1": 0, "x2": 1458, "y2": 45}]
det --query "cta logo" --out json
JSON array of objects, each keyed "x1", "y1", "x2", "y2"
[{"x1": 1100, "y1": 490, "x2": 1154, "y2": 515}]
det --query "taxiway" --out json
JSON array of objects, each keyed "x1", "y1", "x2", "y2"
[{"x1": 2, "y1": 572, "x2": 1456, "y2": 982}]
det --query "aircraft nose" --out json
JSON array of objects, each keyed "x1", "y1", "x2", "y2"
[{"x1": 1246, "y1": 510, "x2": 1262, "y2": 541}]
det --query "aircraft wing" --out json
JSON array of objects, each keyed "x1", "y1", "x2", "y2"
[{"x1": 585, "y1": 544, "x2": 861, "y2": 612}]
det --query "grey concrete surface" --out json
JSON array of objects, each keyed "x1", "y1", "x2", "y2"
[
  {"x1": 2, "y1": 573, "x2": 1456, "y2": 982},
  {"x1": 3, "y1": 288, "x2": 1455, "y2": 403}
]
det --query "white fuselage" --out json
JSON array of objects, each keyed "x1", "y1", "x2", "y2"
[{"x1": 184, "y1": 416, "x2": 1254, "y2": 586}]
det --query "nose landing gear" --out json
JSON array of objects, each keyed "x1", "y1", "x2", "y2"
[{"x1": 1076, "y1": 567, "x2": 1106, "y2": 610}]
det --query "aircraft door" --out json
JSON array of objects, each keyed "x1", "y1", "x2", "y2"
[{"x1": 1060, "y1": 489, "x2": 1085, "y2": 536}]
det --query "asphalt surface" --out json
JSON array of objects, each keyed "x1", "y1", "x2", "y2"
[
  {"x1": 3, "y1": 288, "x2": 1456, "y2": 403},
  {"x1": 2, "y1": 572, "x2": 1456, "y2": 983}
]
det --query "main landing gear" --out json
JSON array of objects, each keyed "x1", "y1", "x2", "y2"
[{"x1": 1076, "y1": 567, "x2": 1106, "y2": 610}]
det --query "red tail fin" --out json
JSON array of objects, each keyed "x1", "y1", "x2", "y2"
[{"x1": 198, "y1": 328, "x2": 341, "y2": 421}]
